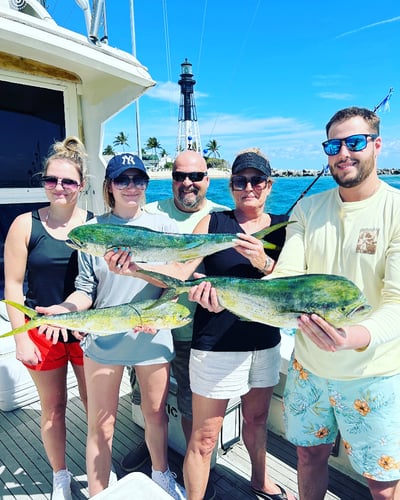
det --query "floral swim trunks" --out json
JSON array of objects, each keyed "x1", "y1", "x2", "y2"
[{"x1": 283, "y1": 356, "x2": 400, "y2": 481}]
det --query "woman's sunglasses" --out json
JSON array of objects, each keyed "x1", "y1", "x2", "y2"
[
  {"x1": 41, "y1": 176, "x2": 81, "y2": 191},
  {"x1": 322, "y1": 134, "x2": 378, "y2": 156},
  {"x1": 231, "y1": 175, "x2": 268, "y2": 191},
  {"x1": 112, "y1": 175, "x2": 149, "y2": 190},
  {"x1": 172, "y1": 171, "x2": 208, "y2": 182}
]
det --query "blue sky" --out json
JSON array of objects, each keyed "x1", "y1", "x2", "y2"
[{"x1": 52, "y1": 1, "x2": 399, "y2": 171}]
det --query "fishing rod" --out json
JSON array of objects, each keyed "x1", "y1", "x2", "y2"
[{"x1": 285, "y1": 87, "x2": 394, "y2": 215}]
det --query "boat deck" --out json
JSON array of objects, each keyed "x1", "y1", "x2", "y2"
[{"x1": 0, "y1": 371, "x2": 372, "y2": 499}]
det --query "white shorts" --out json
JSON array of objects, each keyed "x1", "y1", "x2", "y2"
[{"x1": 189, "y1": 345, "x2": 281, "y2": 399}]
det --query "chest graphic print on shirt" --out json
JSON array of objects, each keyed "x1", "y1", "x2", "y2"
[{"x1": 356, "y1": 229, "x2": 379, "y2": 254}]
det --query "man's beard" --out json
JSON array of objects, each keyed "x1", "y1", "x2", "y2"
[
  {"x1": 178, "y1": 189, "x2": 204, "y2": 209},
  {"x1": 330, "y1": 157, "x2": 375, "y2": 188}
]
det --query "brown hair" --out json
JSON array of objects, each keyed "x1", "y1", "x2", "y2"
[{"x1": 325, "y1": 107, "x2": 380, "y2": 137}]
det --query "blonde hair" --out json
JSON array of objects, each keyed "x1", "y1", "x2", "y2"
[
  {"x1": 234, "y1": 147, "x2": 269, "y2": 162},
  {"x1": 43, "y1": 136, "x2": 88, "y2": 182}
]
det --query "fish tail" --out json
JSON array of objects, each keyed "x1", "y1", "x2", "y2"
[
  {"x1": 0, "y1": 300, "x2": 40, "y2": 338},
  {"x1": 253, "y1": 220, "x2": 293, "y2": 239},
  {"x1": 0, "y1": 321, "x2": 39, "y2": 338},
  {"x1": 136, "y1": 269, "x2": 183, "y2": 289},
  {"x1": 3, "y1": 299, "x2": 38, "y2": 319},
  {"x1": 253, "y1": 221, "x2": 295, "y2": 250},
  {"x1": 136, "y1": 270, "x2": 185, "y2": 304}
]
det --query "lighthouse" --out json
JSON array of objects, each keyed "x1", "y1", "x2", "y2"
[{"x1": 176, "y1": 59, "x2": 202, "y2": 154}]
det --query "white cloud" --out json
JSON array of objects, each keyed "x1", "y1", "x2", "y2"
[
  {"x1": 336, "y1": 16, "x2": 400, "y2": 38},
  {"x1": 318, "y1": 92, "x2": 353, "y2": 100},
  {"x1": 146, "y1": 81, "x2": 208, "y2": 105}
]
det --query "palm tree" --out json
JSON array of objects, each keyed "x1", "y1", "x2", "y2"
[
  {"x1": 102, "y1": 144, "x2": 115, "y2": 155},
  {"x1": 113, "y1": 132, "x2": 130, "y2": 152},
  {"x1": 205, "y1": 139, "x2": 220, "y2": 158},
  {"x1": 145, "y1": 137, "x2": 162, "y2": 158}
]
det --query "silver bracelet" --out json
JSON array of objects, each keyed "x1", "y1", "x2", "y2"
[{"x1": 261, "y1": 256, "x2": 272, "y2": 274}]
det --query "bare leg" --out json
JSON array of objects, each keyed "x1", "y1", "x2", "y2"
[
  {"x1": 29, "y1": 366, "x2": 69, "y2": 472},
  {"x1": 181, "y1": 415, "x2": 192, "y2": 446},
  {"x1": 71, "y1": 363, "x2": 88, "y2": 414},
  {"x1": 84, "y1": 357, "x2": 123, "y2": 496},
  {"x1": 183, "y1": 394, "x2": 228, "y2": 500},
  {"x1": 241, "y1": 387, "x2": 296, "y2": 499},
  {"x1": 297, "y1": 444, "x2": 332, "y2": 500},
  {"x1": 367, "y1": 478, "x2": 400, "y2": 500},
  {"x1": 135, "y1": 363, "x2": 170, "y2": 473}
]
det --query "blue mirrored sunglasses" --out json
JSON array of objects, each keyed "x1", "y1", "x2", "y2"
[
  {"x1": 112, "y1": 175, "x2": 149, "y2": 190},
  {"x1": 322, "y1": 134, "x2": 378, "y2": 156}
]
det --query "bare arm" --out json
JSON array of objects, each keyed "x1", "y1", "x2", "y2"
[{"x1": 4, "y1": 213, "x2": 42, "y2": 364}]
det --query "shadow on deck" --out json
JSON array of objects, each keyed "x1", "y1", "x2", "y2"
[{"x1": 0, "y1": 373, "x2": 372, "y2": 499}]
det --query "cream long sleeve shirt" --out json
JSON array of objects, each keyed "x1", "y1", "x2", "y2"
[{"x1": 271, "y1": 181, "x2": 400, "y2": 380}]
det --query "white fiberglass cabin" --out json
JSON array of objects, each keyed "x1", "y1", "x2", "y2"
[{"x1": 0, "y1": 0, "x2": 154, "y2": 407}]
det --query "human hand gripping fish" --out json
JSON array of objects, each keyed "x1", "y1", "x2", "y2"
[
  {"x1": 35, "y1": 304, "x2": 85, "y2": 344},
  {"x1": 297, "y1": 314, "x2": 371, "y2": 352}
]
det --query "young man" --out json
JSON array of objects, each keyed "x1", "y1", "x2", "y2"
[
  {"x1": 272, "y1": 107, "x2": 400, "y2": 499},
  {"x1": 121, "y1": 150, "x2": 228, "y2": 499}
]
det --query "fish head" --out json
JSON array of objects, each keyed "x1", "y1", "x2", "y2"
[
  {"x1": 66, "y1": 225, "x2": 111, "y2": 256},
  {"x1": 167, "y1": 303, "x2": 192, "y2": 328},
  {"x1": 316, "y1": 276, "x2": 372, "y2": 327}
]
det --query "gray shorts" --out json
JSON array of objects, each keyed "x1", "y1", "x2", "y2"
[{"x1": 189, "y1": 345, "x2": 281, "y2": 399}]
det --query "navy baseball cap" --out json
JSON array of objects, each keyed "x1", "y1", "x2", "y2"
[
  {"x1": 231, "y1": 151, "x2": 271, "y2": 176},
  {"x1": 105, "y1": 153, "x2": 149, "y2": 179}
]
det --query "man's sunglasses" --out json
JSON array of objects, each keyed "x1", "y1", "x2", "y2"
[
  {"x1": 172, "y1": 171, "x2": 208, "y2": 182},
  {"x1": 322, "y1": 134, "x2": 378, "y2": 156},
  {"x1": 41, "y1": 176, "x2": 81, "y2": 191},
  {"x1": 231, "y1": 175, "x2": 269, "y2": 191}
]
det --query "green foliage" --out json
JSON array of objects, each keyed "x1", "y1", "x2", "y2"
[
  {"x1": 102, "y1": 145, "x2": 115, "y2": 156},
  {"x1": 113, "y1": 132, "x2": 130, "y2": 152}
]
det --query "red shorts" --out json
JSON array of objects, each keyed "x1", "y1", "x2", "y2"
[{"x1": 23, "y1": 327, "x2": 84, "y2": 371}]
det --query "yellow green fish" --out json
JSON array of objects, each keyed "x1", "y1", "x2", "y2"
[
  {"x1": 66, "y1": 221, "x2": 291, "y2": 262},
  {"x1": 1, "y1": 299, "x2": 192, "y2": 338},
  {"x1": 138, "y1": 271, "x2": 372, "y2": 329}
]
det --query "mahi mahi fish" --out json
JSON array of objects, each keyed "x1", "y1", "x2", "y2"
[
  {"x1": 65, "y1": 221, "x2": 291, "y2": 262},
  {"x1": 0, "y1": 299, "x2": 192, "y2": 338},
  {"x1": 137, "y1": 270, "x2": 372, "y2": 329}
]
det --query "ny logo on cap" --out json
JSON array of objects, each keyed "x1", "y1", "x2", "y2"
[{"x1": 120, "y1": 154, "x2": 136, "y2": 165}]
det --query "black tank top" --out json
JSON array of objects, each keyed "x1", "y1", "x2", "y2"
[
  {"x1": 25, "y1": 209, "x2": 93, "y2": 342},
  {"x1": 192, "y1": 210, "x2": 288, "y2": 352}
]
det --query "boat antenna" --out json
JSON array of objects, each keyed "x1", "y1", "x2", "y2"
[
  {"x1": 75, "y1": 0, "x2": 92, "y2": 36},
  {"x1": 285, "y1": 87, "x2": 394, "y2": 215}
]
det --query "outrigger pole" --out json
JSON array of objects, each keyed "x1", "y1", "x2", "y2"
[{"x1": 285, "y1": 87, "x2": 394, "y2": 215}]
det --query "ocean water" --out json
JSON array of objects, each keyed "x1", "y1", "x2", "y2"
[{"x1": 147, "y1": 174, "x2": 400, "y2": 214}]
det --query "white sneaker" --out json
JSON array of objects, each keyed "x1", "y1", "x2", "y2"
[
  {"x1": 52, "y1": 469, "x2": 72, "y2": 500},
  {"x1": 151, "y1": 468, "x2": 186, "y2": 500},
  {"x1": 109, "y1": 463, "x2": 118, "y2": 487}
]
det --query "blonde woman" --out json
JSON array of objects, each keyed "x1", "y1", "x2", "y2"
[
  {"x1": 38, "y1": 154, "x2": 186, "y2": 499},
  {"x1": 4, "y1": 137, "x2": 92, "y2": 500}
]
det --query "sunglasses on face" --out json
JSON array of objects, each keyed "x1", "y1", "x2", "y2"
[
  {"x1": 322, "y1": 134, "x2": 378, "y2": 156},
  {"x1": 231, "y1": 175, "x2": 268, "y2": 191},
  {"x1": 41, "y1": 176, "x2": 81, "y2": 191},
  {"x1": 112, "y1": 175, "x2": 149, "y2": 190},
  {"x1": 172, "y1": 171, "x2": 208, "y2": 182}
]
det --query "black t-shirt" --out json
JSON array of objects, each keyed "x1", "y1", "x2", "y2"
[{"x1": 192, "y1": 210, "x2": 288, "y2": 352}]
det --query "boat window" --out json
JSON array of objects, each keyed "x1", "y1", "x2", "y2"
[
  {"x1": 0, "y1": 81, "x2": 65, "y2": 188},
  {"x1": 0, "y1": 80, "x2": 66, "y2": 298}
]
